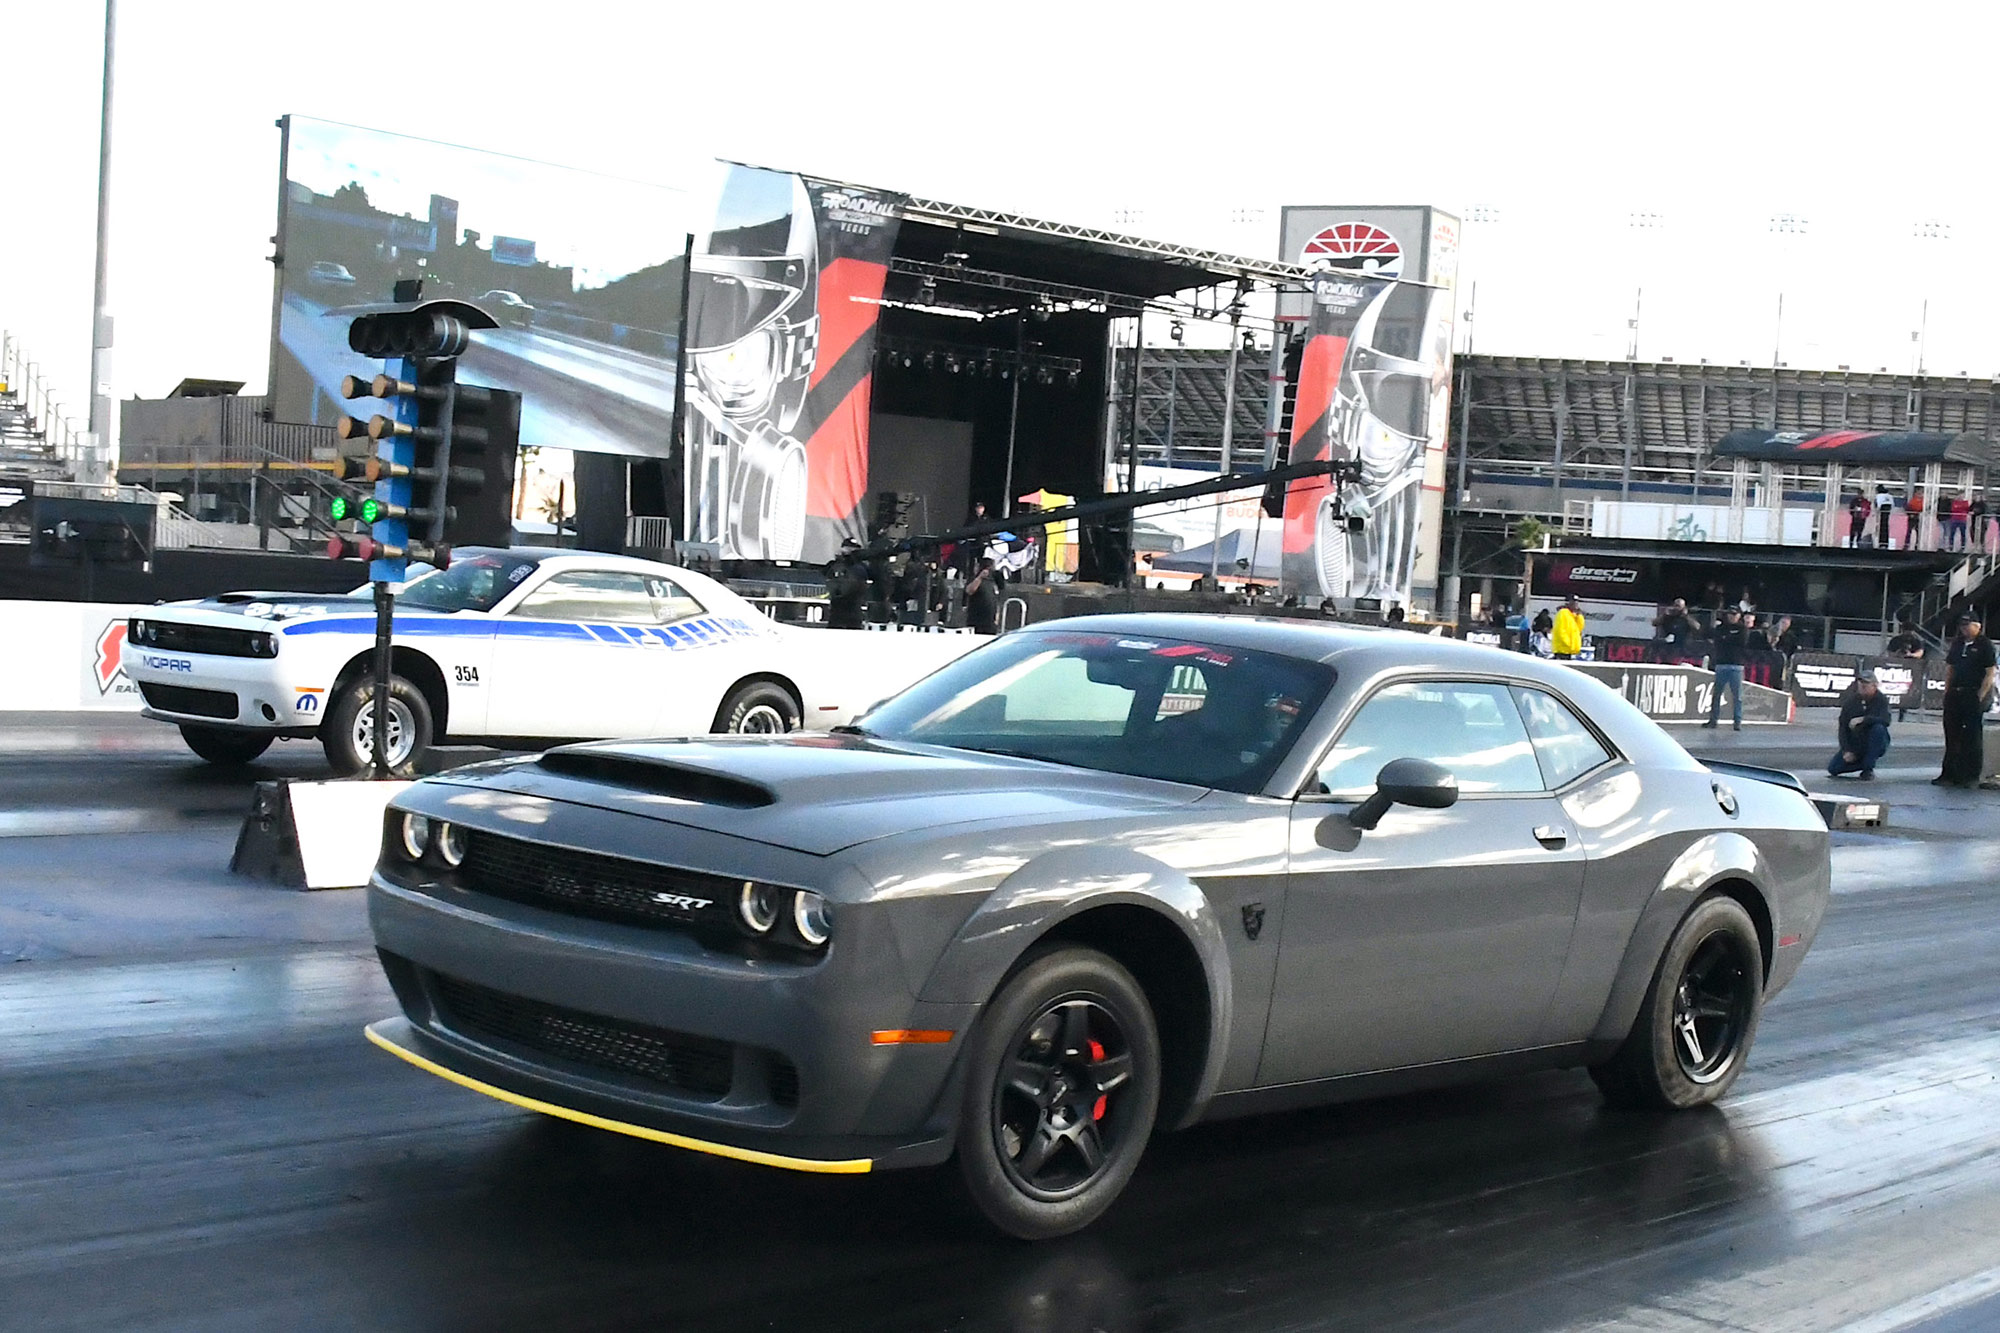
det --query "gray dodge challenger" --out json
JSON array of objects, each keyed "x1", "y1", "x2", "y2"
[{"x1": 365, "y1": 615, "x2": 1830, "y2": 1238}]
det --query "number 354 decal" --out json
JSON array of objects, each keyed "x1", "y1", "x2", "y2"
[{"x1": 453, "y1": 666, "x2": 481, "y2": 685}]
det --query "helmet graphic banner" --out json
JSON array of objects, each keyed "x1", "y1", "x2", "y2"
[
  {"x1": 683, "y1": 167, "x2": 905, "y2": 561},
  {"x1": 1281, "y1": 275, "x2": 1451, "y2": 607}
]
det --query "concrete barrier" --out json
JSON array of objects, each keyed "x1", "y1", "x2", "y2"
[
  {"x1": 0, "y1": 600, "x2": 149, "y2": 711},
  {"x1": 1561, "y1": 660, "x2": 1794, "y2": 726}
]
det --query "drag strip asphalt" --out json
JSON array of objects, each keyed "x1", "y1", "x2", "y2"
[{"x1": 3, "y1": 714, "x2": 1999, "y2": 1331}]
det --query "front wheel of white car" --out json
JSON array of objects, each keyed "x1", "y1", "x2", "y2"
[
  {"x1": 322, "y1": 675, "x2": 433, "y2": 776},
  {"x1": 178, "y1": 725, "x2": 273, "y2": 766},
  {"x1": 713, "y1": 681, "x2": 800, "y2": 735}
]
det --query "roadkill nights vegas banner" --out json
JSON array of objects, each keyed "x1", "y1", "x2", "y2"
[
  {"x1": 682, "y1": 166, "x2": 905, "y2": 562},
  {"x1": 1281, "y1": 274, "x2": 1454, "y2": 607}
]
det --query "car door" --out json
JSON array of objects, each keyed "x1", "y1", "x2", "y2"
[
  {"x1": 1258, "y1": 677, "x2": 1587, "y2": 1086},
  {"x1": 485, "y1": 570, "x2": 668, "y2": 740}
]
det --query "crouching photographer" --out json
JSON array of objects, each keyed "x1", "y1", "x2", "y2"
[{"x1": 1828, "y1": 672, "x2": 1891, "y2": 780}]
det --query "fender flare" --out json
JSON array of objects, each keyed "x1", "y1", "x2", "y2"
[
  {"x1": 329, "y1": 644, "x2": 449, "y2": 737},
  {"x1": 916, "y1": 844, "x2": 1234, "y2": 1130},
  {"x1": 1588, "y1": 830, "x2": 1774, "y2": 1048}
]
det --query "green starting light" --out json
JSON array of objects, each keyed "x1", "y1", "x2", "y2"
[
  {"x1": 329, "y1": 495, "x2": 349, "y2": 522},
  {"x1": 359, "y1": 497, "x2": 383, "y2": 524}
]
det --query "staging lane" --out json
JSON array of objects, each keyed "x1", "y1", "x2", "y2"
[{"x1": 3, "y1": 719, "x2": 2000, "y2": 1330}]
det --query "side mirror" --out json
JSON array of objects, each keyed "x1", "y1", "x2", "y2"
[{"x1": 1348, "y1": 757, "x2": 1459, "y2": 831}]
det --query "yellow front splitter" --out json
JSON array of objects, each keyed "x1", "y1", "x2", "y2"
[{"x1": 365, "y1": 1021, "x2": 873, "y2": 1175}]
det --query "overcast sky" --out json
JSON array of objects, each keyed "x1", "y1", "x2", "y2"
[{"x1": 8, "y1": 0, "x2": 2000, "y2": 440}]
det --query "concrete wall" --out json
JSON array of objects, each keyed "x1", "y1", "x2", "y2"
[{"x1": 0, "y1": 600, "x2": 149, "y2": 710}]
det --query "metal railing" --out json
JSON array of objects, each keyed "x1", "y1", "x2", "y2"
[
  {"x1": 0, "y1": 330, "x2": 92, "y2": 475},
  {"x1": 626, "y1": 515, "x2": 674, "y2": 552}
]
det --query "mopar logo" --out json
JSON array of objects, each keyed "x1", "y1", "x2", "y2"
[
  {"x1": 141, "y1": 655, "x2": 193, "y2": 673},
  {"x1": 650, "y1": 892, "x2": 713, "y2": 912}
]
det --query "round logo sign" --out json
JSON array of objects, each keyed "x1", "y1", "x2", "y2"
[{"x1": 1299, "y1": 222, "x2": 1404, "y2": 278}]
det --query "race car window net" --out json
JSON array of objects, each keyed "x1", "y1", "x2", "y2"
[
  {"x1": 397, "y1": 554, "x2": 541, "y2": 613},
  {"x1": 858, "y1": 632, "x2": 1334, "y2": 796}
]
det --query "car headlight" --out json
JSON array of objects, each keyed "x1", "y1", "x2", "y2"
[
  {"x1": 738, "y1": 880, "x2": 783, "y2": 934},
  {"x1": 129, "y1": 618, "x2": 155, "y2": 645},
  {"x1": 249, "y1": 632, "x2": 278, "y2": 658},
  {"x1": 400, "y1": 813, "x2": 432, "y2": 862},
  {"x1": 792, "y1": 890, "x2": 831, "y2": 947},
  {"x1": 435, "y1": 821, "x2": 467, "y2": 868}
]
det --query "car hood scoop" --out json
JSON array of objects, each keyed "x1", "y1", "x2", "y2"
[
  {"x1": 445, "y1": 735, "x2": 1202, "y2": 855},
  {"x1": 535, "y1": 749, "x2": 776, "y2": 808}
]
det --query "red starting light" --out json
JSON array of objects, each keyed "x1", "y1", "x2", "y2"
[{"x1": 326, "y1": 535, "x2": 380, "y2": 561}]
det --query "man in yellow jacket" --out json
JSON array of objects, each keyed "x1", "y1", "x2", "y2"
[{"x1": 1552, "y1": 595, "x2": 1586, "y2": 659}]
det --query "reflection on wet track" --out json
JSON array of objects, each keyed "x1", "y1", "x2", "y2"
[{"x1": 3, "y1": 720, "x2": 2000, "y2": 1330}]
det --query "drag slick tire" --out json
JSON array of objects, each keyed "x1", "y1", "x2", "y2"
[
  {"x1": 956, "y1": 945, "x2": 1161, "y2": 1240},
  {"x1": 178, "y1": 725, "x2": 272, "y2": 766},
  {"x1": 1591, "y1": 894, "x2": 1764, "y2": 1111},
  {"x1": 713, "y1": 681, "x2": 800, "y2": 736},
  {"x1": 322, "y1": 674, "x2": 432, "y2": 777}
]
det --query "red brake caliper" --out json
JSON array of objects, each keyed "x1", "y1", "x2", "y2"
[{"x1": 1090, "y1": 1039, "x2": 1108, "y2": 1120}]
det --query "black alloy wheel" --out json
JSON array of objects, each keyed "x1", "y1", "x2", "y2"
[
  {"x1": 993, "y1": 999, "x2": 1136, "y2": 1198},
  {"x1": 1671, "y1": 934, "x2": 1755, "y2": 1084},
  {"x1": 1591, "y1": 893, "x2": 1764, "y2": 1111},
  {"x1": 956, "y1": 946, "x2": 1161, "y2": 1239}
]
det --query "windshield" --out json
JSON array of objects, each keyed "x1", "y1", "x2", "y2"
[
  {"x1": 396, "y1": 553, "x2": 540, "y2": 613},
  {"x1": 858, "y1": 630, "x2": 1334, "y2": 794}
]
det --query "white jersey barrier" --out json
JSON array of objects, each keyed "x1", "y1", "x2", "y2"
[
  {"x1": 0, "y1": 600, "x2": 150, "y2": 712},
  {"x1": 1560, "y1": 660, "x2": 1795, "y2": 726}
]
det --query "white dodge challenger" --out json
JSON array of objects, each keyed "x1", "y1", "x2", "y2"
[{"x1": 124, "y1": 547, "x2": 983, "y2": 774}]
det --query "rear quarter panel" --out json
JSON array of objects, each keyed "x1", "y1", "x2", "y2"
[{"x1": 1544, "y1": 764, "x2": 1829, "y2": 1052}]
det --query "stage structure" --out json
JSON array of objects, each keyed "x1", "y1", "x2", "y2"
[
  {"x1": 671, "y1": 163, "x2": 1317, "y2": 579},
  {"x1": 262, "y1": 120, "x2": 1463, "y2": 594}
]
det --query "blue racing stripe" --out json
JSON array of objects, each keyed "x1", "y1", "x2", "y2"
[{"x1": 277, "y1": 613, "x2": 775, "y2": 650}]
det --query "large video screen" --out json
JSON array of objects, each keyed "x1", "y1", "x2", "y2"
[{"x1": 269, "y1": 117, "x2": 691, "y2": 457}]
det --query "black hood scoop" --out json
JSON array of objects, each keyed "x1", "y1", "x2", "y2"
[{"x1": 536, "y1": 750, "x2": 777, "y2": 809}]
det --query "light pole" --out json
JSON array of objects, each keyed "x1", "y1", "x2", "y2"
[{"x1": 87, "y1": 0, "x2": 117, "y2": 480}]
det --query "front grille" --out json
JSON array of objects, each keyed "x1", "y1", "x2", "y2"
[
  {"x1": 461, "y1": 830, "x2": 739, "y2": 936},
  {"x1": 143, "y1": 622, "x2": 269, "y2": 658},
  {"x1": 138, "y1": 682, "x2": 238, "y2": 719},
  {"x1": 429, "y1": 972, "x2": 736, "y2": 1100}
]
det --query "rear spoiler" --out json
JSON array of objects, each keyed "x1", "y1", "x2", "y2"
[{"x1": 1703, "y1": 759, "x2": 1809, "y2": 797}]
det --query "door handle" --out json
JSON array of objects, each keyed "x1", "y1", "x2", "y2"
[{"x1": 1533, "y1": 825, "x2": 1569, "y2": 849}]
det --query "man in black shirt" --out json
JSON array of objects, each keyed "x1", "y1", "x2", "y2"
[
  {"x1": 1654, "y1": 598, "x2": 1692, "y2": 651},
  {"x1": 965, "y1": 557, "x2": 1001, "y2": 635},
  {"x1": 1935, "y1": 614, "x2": 1996, "y2": 787},
  {"x1": 1828, "y1": 673, "x2": 1891, "y2": 779},
  {"x1": 1887, "y1": 620, "x2": 1927, "y2": 722},
  {"x1": 1703, "y1": 606, "x2": 1747, "y2": 730}
]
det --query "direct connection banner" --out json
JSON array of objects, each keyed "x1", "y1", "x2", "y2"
[{"x1": 680, "y1": 167, "x2": 905, "y2": 562}]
